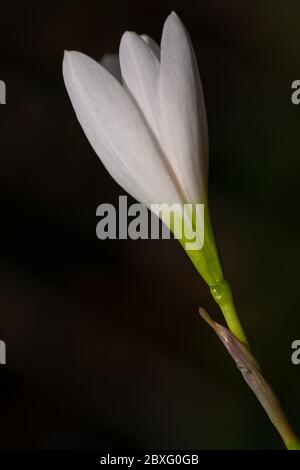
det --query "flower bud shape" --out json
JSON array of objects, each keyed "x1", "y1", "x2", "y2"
[{"x1": 63, "y1": 12, "x2": 241, "y2": 336}]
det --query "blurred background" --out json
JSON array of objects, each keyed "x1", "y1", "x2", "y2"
[{"x1": 0, "y1": 0, "x2": 299, "y2": 450}]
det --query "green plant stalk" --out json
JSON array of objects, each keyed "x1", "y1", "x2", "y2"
[
  {"x1": 200, "y1": 307, "x2": 300, "y2": 450},
  {"x1": 182, "y1": 203, "x2": 248, "y2": 343},
  {"x1": 180, "y1": 203, "x2": 300, "y2": 449}
]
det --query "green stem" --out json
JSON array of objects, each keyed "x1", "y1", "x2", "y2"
[
  {"x1": 181, "y1": 202, "x2": 300, "y2": 448},
  {"x1": 200, "y1": 308, "x2": 300, "y2": 451},
  {"x1": 210, "y1": 279, "x2": 248, "y2": 344},
  {"x1": 287, "y1": 439, "x2": 300, "y2": 450},
  {"x1": 211, "y1": 283, "x2": 300, "y2": 450},
  {"x1": 203, "y1": 292, "x2": 300, "y2": 451}
]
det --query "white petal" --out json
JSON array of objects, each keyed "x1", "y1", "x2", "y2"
[
  {"x1": 63, "y1": 50, "x2": 181, "y2": 206},
  {"x1": 119, "y1": 32, "x2": 161, "y2": 143},
  {"x1": 141, "y1": 35, "x2": 160, "y2": 59},
  {"x1": 159, "y1": 12, "x2": 208, "y2": 202},
  {"x1": 100, "y1": 54, "x2": 122, "y2": 82}
]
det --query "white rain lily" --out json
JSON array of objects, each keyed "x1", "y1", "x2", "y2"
[
  {"x1": 63, "y1": 11, "x2": 253, "y2": 346},
  {"x1": 63, "y1": 11, "x2": 224, "y2": 288},
  {"x1": 62, "y1": 13, "x2": 300, "y2": 448},
  {"x1": 63, "y1": 13, "x2": 207, "y2": 204}
]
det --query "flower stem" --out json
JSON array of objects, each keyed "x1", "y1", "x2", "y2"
[
  {"x1": 287, "y1": 438, "x2": 300, "y2": 450},
  {"x1": 183, "y1": 202, "x2": 300, "y2": 448},
  {"x1": 210, "y1": 279, "x2": 248, "y2": 344},
  {"x1": 199, "y1": 307, "x2": 300, "y2": 450}
]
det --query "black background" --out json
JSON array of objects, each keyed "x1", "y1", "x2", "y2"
[{"x1": 0, "y1": 0, "x2": 300, "y2": 449}]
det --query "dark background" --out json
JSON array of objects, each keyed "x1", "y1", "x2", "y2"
[{"x1": 0, "y1": 0, "x2": 299, "y2": 450}]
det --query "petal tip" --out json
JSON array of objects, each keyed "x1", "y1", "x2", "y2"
[
  {"x1": 63, "y1": 49, "x2": 75, "y2": 57},
  {"x1": 63, "y1": 50, "x2": 71, "y2": 61},
  {"x1": 63, "y1": 50, "x2": 81, "y2": 65},
  {"x1": 62, "y1": 50, "x2": 73, "y2": 76},
  {"x1": 168, "y1": 10, "x2": 181, "y2": 22},
  {"x1": 120, "y1": 30, "x2": 139, "y2": 48},
  {"x1": 164, "y1": 10, "x2": 185, "y2": 33}
]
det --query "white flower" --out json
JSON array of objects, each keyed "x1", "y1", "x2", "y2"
[
  {"x1": 63, "y1": 10, "x2": 236, "y2": 336},
  {"x1": 63, "y1": 11, "x2": 208, "y2": 212}
]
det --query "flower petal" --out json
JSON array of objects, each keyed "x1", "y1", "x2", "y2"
[
  {"x1": 63, "y1": 50, "x2": 181, "y2": 206},
  {"x1": 159, "y1": 12, "x2": 208, "y2": 202},
  {"x1": 119, "y1": 32, "x2": 161, "y2": 143},
  {"x1": 100, "y1": 53, "x2": 122, "y2": 82},
  {"x1": 141, "y1": 34, "x2": 160, "y2": 59}
]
